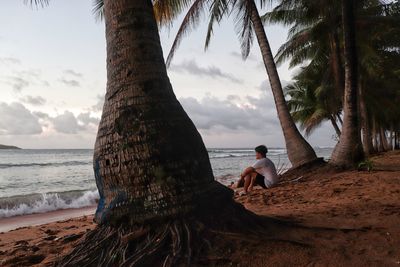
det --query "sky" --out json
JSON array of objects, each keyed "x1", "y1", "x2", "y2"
[{"x1": 0, "y1": 0, "x2": 337, "y2": 149}]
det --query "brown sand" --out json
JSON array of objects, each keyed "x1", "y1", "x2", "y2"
[{"x1": 1, "y1": 151, "x2": 399, "y2": 266}]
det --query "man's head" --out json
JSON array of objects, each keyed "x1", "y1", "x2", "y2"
[{"x1": 255, "y1": 145, "x2": 268, "y2": 159}]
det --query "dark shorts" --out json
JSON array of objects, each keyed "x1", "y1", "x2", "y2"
[
  {"x1": 255, "y1": 173, "x2": 267, "y2": 189},
  {"x1": 237, "y1": 173, "x2": 267, "y2": 189}
]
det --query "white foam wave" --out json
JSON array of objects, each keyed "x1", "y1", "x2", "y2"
[{"x1": 0, "y1": 190, "x2": 99, "y2": 218}]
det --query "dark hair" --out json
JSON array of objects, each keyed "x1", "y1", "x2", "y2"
[{"x1": 255, "y1": 145, "x2": 268, "y2": 157}]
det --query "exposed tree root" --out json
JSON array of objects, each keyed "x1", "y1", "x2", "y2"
[{"x1": 57, "y1": 200, "x2": 313, "y2": 266}]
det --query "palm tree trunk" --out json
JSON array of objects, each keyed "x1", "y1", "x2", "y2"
[
  {"x1": 329, "y1": 115, "x2": 341, "y2": 137},
  {"x1": 395, "y1": 131, "x2": 400, "y2": 149},
  {"x1": 372, "y1": 119, "x2": 381, "y2": 152},
  {"x1": 380, "y1": 127, "x2": 390, "y2": 151},
  {"x1": 358, "y1": 77, "x2": 374, "y2": 155},
  {"x1": 58, "y1": 0, "x2": 250, "y2": 265},
  {"x1": 329, "y1": 30, "x2": 344, "y2": 98},
  {"x1": 330, "y1": 0, "x2": 364, "y2": 167},
  {"x1": 90, "y1": 0, "x2": 229, "y2": 225},
  {"x1": 248, "y1": 0, "x2": 317, "y2": 168},
  {"x1": 377, "y1": 129, "x2": 384, "y2": 152},
  {"x1": 389, "y1": 125, "x2": 394, "y2": 150}
]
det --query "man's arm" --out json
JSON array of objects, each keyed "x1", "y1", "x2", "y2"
[{"x1": 241, "y1": 166, "x2": 255, "y2": 178}]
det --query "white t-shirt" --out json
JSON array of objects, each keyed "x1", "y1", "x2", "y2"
[{"x1": 252, "y1": 157, "x2": 278, "y2": 187}]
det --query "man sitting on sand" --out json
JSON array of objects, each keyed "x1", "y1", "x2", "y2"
[{"x1": 235, "y1": 145, "x2": 278, "y2": 195}]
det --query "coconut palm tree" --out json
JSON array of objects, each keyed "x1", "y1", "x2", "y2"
[
  {"x1": 153, "y1": 0, "x2": 318, "y2": 168},
  {"x1": 265, "y1": 0, "x2": 400, "y2": 164},
  {"x1": 57, "y1": 0, "x2": 240, "y2": 265},
  {"x1": 285, "y1": 65, "x2": 342, "y2": 138},
  {"x1": 327, "y1": 0, "x2": 364, "y2": 167},
  {"x1": 23, "y1": 0, "x2": 291, "y2": 265}
]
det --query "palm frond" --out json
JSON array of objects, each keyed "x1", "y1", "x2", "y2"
[
  {"x1": 154, "y1": 0, "x2": 196, "y2": 27},
  {"x1": 204, "y1": 0, "x2": 231, "y2": 49},
  {"x1": 23, "y1": 0, "x2": 49, "y2": 8},
  {"x1": 92, "y1": 0, "x2": 104, "y2": 21},
  {"x1": 166, "y1": 0, "x2": 208, "y2": 66},
  {"x1": 233, "y1": 0, "x2": 254, "y2": 59}
]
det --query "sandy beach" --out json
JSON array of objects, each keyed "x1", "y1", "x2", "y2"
[{"x1": 1, "y1": 150, "x2": 400, "y2": 266}]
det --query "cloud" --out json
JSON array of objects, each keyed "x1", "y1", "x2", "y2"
[
  {"x1": 1, "y1": 69, "x2": 49, "y2": 92},
  {"x1": 31, "y1": 110, "x2": 100, "y2": 134},
  {"x1": 59, "y1": 78, "x2": 80, "y2": 87},
  {"x1": 33, "y1": 111, "x2": 49, "y2": 119},
  {"x1": 19, "y1": 95, "x2": 46, "y2": 106},
  {"x1": 170, "y1": 59, "x2": 243, "y2": 83},
  {"x1": 0, "y1": 102, "x2": 42, "y2": 135},
  {"x1": 8, "y1": 76, "x2": 30, "y2": 92},
  {"x1": 77, "y1": 112, "x2": 100, "y2": 125},
  {"x1": 0, "y1": 57, "x2": 21, "y2": 65},
  {"x1": 50, "y1": 111, "x2": 83, "y2": 134},
  {"x1": 63, "y1": 69, "x2": 83, "y2": 78},
  {"x1": 91, "y1": 94, "x2": 104, "y2": 112},
  {"x1": 179, "y1": 94, "x2": 279, "y2": 133}
]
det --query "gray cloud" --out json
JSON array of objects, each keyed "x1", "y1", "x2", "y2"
[
  {"x1": 170, "y1": 59, "x2": 243, "y2": 84},
  {"x1": 179, "y1": 94, "x2": 279, "y2": 132},
  {"x1": 0, "y1": 57, "x2": 21, "y2": 65},
  {"x1": 33, "y1": 110, "x2": 99, "y2": 134},
  {"x1": 91, "y1": 94, "x2": 105, "y2": 112},
  {"x1": 0, "y1": 102, "x2": 42, "y2": 135},
  {"x1": 50, "y1": 111, "x2": 83, "y2": 134},
  {"x1": 59, "y1": 78, "x2": 80, "y2": 87},
  {"x1": 33, "y1": 111, "x2": 49, "y2": 119},
  {"x1": 77, "y1": 112, "x2": 100, "y2": 125},
  {"x1": 2, "y1": 69, "x2": 49, "y2": 92},
  {"x1": 63, "y1": 69, "x2": 83, "y2": 78},
  {"x1": 19, "y1": 95, "x2": 46, "y2": 106},
  {"x1": 8, "y1": 76, "x2": 30, "y2": 92}
]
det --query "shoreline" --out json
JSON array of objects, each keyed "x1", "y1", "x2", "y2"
[{"x1": 0, "y1": 206, "x2": 96, "y2": 233}]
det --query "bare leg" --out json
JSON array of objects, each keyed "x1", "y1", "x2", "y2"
[
  {"x1": 243, "y1": 174, "x2": 252, "y2": 193},
  {"x1": 248, "y1": 172, "x2": 258, "y2": 191}
]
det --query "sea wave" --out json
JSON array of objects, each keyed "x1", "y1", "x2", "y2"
[
  {"x1": 0, "y1": 160, "x2": 91, "y2": 169},
  {"x1": 0, "y1": 190, "x2": 99, "y2": 218},
  {"x1": 208, "y1": 148, "x2": 286, "y2": 159},
  {"x1": 209, "y1": 153, "x2": 254, "y2": 159}
]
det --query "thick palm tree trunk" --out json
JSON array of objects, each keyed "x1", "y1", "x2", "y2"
[
  {"x1": 91, "y1": 0, "x2": 229, "y2": 225},
  {"x1": 58, "y1": 1, "x2": 267, "y2": 265},
  {"x1": 249, "y1": 0, "x2": 317, "y2": 168},
  {"x1": 330, "y1": 0, "x2": 364, "y2": 167}
]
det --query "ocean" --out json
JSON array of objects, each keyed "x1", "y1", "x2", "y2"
[{"x1": 0, "y1": 147, "x2": 333, "y2": 218}]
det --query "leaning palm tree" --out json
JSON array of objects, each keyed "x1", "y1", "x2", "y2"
[{"x1": 154, "y1": 0, "x2": 318, "y2": 168}]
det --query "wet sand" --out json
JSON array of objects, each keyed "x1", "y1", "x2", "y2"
[{"x1": 0, "y1": 206, "x2": 96, "y2": 232}]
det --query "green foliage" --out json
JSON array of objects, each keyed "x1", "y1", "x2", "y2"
[
  {"x1": 267, "y1": 0, "x2": 400, "y2": 140},
  {"x1": 358, "y1": 159, "x2": 374, "y2": 172}
]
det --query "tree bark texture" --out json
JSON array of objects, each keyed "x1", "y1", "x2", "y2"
[
  {"x1": 93, "y1": 0, "x2": 228, "y2": 225},
  {"x1": 330, "y1": 0, "x2": 364, "y2": 167}
]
